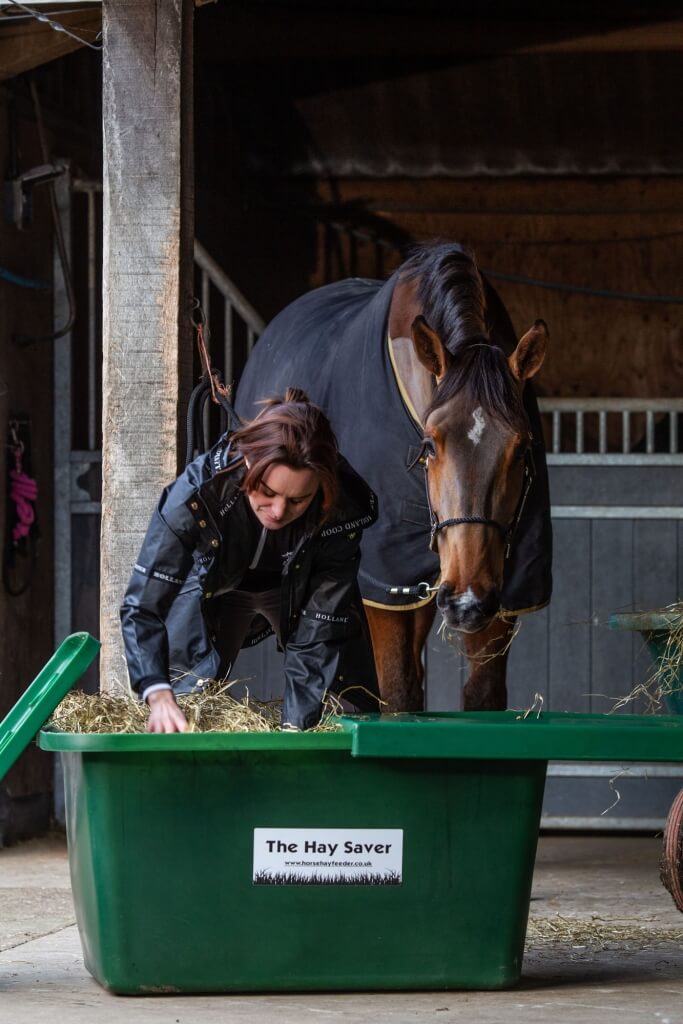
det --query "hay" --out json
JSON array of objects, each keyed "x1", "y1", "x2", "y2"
[
  {"x1": 526, "y1": 914, "x2": 683, "y2": 951},
  {"x1": 436, "y1": 614, "x2": 521, "y2": 663},
  {"x1": 516, "y1": 692, "x2": 545, "y2": 720},
  {"x1": 48, "y1": 681, "x2": 345, "y2": 734},
  {"x1": 610, "y1": 601, "x2": 683, "y2": 714}
]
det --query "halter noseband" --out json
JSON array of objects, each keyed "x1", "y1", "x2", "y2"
[{"x1": 410, "y1": 439, "x2": 536, "y2": 559}]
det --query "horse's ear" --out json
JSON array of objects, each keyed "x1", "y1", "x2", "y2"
[
  {"x1": 509, "y1": 319, "x2": 548, "y2": 382},
  {"x1": 410, "y1": 316, "x2": 449, "y2": 380}
]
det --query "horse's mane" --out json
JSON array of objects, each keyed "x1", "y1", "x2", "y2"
[
  {"x1": 400, "y1": 242, "x2": 528, "y2": 434},
  {"x1": 400, "y1": 242, "x2": 487, "y2": 351}
]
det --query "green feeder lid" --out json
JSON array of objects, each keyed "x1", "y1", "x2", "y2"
[
  {"x1": 0, "y1": 632, "x2": 100, "y2": 782},
  {"x1": 341, "y1": 710, "x2": 683, "y2": 762}
]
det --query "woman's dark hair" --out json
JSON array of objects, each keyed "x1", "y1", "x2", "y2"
[{"x1": 231, "y1": 388, "x2": 339, "y2": 511}]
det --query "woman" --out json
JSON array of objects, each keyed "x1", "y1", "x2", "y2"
[{"x1": 121, "y1": 388, "x2": 380, "y2": 732}]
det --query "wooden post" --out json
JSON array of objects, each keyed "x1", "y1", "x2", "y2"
[{"x1": 100, "y1": 0, "x2": 194, "y2": 692}]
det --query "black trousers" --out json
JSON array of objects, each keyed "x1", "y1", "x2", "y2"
[{"x1": 215, "y1": 588, "x2": 282, "y2": 677}]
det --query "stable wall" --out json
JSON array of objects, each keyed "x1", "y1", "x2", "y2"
[
  {"x1": 0, "y1": 85, "x2": 55, "y2": 842},
  {"x1": 194, "y1": 27, "x2": 683, "y2": 404},
  {"x1": 0, "y1": 53, "x2": 101, "y2": 844},
  {"x1": 309, "y1": 176, "x2": 683, "y2": 402}
]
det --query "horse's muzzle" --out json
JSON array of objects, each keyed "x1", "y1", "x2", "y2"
[{"x1": 436, "y1": 583, "x2": 500, "y2": 632}]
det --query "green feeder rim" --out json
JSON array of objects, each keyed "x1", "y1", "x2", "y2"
[
  {"x1": 340, "y1": 710, "x2": 683, "y2": 763},
  {"x1": 39, "y1": 708, "x2": 683, "y2": 765},
  {"x1": 608, "y1": 611, "x2": 683, "y2": 633},
  {"x1": 0, "y1": 632, "x2": 100, "y2": 782}
]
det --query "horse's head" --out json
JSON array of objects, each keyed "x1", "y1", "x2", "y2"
[{"x1": 411, "y1": 314, "x2": 548, "y2": 633}]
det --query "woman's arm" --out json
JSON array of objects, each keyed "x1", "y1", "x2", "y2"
[
  {"x1": 282, "y1": 530, "x2": 367, "y2": 730},
  {"x1": 120, "y1": 484, "x2": 199, "y2": 730}
]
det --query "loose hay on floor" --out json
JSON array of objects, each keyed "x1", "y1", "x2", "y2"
[
  {"x1": 48, "y1": 683, "x2": 344, "y2": 734},
  {"x1": 526, "y1": 914, "x2": 683, "y2": 952}
]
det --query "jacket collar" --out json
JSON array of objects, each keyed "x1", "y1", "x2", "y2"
[{"x1": 199, "y1": 438, "x2": 377, "y2": 536}]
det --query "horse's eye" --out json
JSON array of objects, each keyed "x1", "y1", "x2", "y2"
[
  {"x1": 423, "y1": 438, "x2": 437, "y2": 459},
  {"x1": 515, "y1": 443, "x2": 529, "y2": 460}
]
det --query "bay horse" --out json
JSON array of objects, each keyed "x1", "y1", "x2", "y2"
[{"x1": 235, "y1": 243, "x2": 552, "y2": 712}]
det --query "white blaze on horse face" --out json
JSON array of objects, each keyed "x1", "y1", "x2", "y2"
[
  {"x1": 454, "y1": 587, "x2": 478, "y2": 613},
  {"x1": 467, "y1": 407, "x2": 486, "y2": 446}
]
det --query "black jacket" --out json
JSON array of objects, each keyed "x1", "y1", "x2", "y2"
[{"x1": 120, "y1": 436, "x2": 380, "y2": 729}]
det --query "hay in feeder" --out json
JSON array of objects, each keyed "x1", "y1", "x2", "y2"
[
  {"x1": 611, "y1": 601, "x2": 683, "y2": 714},
  {"x1": 48, "y1": 681, "x2": 345, "y2": 734},
  {"x1": 49, "y1": 689, "x2": 149, "y2": 734},
  {"x1": 526, "y1": 913, "x2": 683, "y2": 952}
]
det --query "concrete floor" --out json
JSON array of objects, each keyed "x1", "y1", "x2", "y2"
[{"x1": 1, "y1": 834, "x2": 682, "y2": 1023}]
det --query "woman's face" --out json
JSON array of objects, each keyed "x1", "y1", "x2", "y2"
[{"x1": 247, "y1": 463, "x2": 320, "y2": 530}]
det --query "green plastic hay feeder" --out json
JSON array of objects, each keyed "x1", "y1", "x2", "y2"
[
  {"x1": 608, "y1": 609, "x2": 683, "y2": 715},
  {"x1": 5, "y1": 633, "x2": 683, "y2": 993},
  {"x1": 39, "y1": 709, "x2": 683, "y2": 994}
]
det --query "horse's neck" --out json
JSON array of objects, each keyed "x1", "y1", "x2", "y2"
[{"x1": 388, "y1": 276, "x2": 434, "y2": 426}]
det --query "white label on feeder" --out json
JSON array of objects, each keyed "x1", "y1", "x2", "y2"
[{"x1": 252, "y1": 828, "x2": 403, "y2": 886}]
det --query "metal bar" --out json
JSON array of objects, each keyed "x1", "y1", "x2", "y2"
[
  {"x1": 71, "y1": 449, "x2": 102, "y2": 462},
  {"x1": 541, "y1": 816, "x2": 666, "y2": 831},
  {"x1": 54, "y1": 168, "x2": 72, "y2": 647},
  {"x1": 200, "y1": 270, "x2": 211, "y2": 445},
  {"x1": 193, "y1": 240, "x2": 265, "y2": 334},
  {"x1": 201, "y1": 267, "x2": 210, "y2": 331},
  {"x1": 552, "y1": 410, "x2": 560, "y2": 454},
  {"x1": 539, "y1": 398, "x2": 683, "y2": 412},
  {"x1": 547, "y1": 453, "x2": 683, "y2": 466},
  {"x1": 670, "y1": 410, "x2": 679, "y2": 453},
  {"x1": 622, "y1": 409, "x2": 630, "y2": 453},
  {"x1": 547, "y1": 763, "x2": 683, "y2": 778},
  {"x1": 224, "y1": 298, "x2": 233, "y2": 388},
  {"x1": 72, "y1": 502, "x2": 103, "y2": 515},
  {"x1": 202, "y1": 272, "x2": 211, "y2": 446},
  {"x1": 646, "y1": 410, "x2": 655, "y2": 453},
  {"x1": 247, "y1": 326, "x2": 256, "y2": 355},
  {"x1": 551, "y1": 505, "x2": 683, "y2": 519},
  {"x1": 87, "y1": 188, "x2": 97, "y2": 451},
  {"x1": 575, "y1": 410, "x2": 584, "y2": 454},
  {"x1": 73, "y1": 179, "x2": 103, "y2": 193},
  {"x1": 598, "y1": 410, "x2": 607, "y2": 453},
  {"x1": 53, "y1": 166, "x2": 72, "y2": 830}
]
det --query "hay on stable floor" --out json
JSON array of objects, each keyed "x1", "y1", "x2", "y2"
[
  {"x1": 48, "y1": 681, "x2": 344, "y2": 734},
  {"x1": 526, "y1": 914, "x2": 683, "y2": 951}
]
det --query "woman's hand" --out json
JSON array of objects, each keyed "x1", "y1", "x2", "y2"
[{"x1": 146, "y1": 689, "x2": 188, "y2": 733}]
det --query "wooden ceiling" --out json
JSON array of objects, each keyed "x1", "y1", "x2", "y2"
[
  {"x1": 0, "y1": 4, "x2": 101, "y2": 80},
  {"x1": 2, "y1": 2, "x2": 682, "y2": 85},
  {"x1": 197, "y1": 8, "x2": 683, "y2": 59}
]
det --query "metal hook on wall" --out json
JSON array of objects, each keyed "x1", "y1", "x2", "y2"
[{"x1": 7, "y1": 418, "x2": 29, "y2": 455}]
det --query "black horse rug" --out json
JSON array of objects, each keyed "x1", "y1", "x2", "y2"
[{"x1": 235, "y1": 273, "x2": 552, "y2": 614}]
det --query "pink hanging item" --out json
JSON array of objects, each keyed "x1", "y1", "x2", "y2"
[{"x1": 9, "y1": 442, "x2": 38, "y2": 544}]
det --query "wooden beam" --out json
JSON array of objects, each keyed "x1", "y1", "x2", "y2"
[
  {"x1": 100, "y1": 0, "x2": 194, "y2": 693},
  {"x1": 0, "y1": 7, "x2": 102, "y2": 80},
  {"x1": 197, "y1": 13, "x2": 683, "y2": 59},
  {"x1": 521, "y1": 19, "x2": 683, "y2": 53}
]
